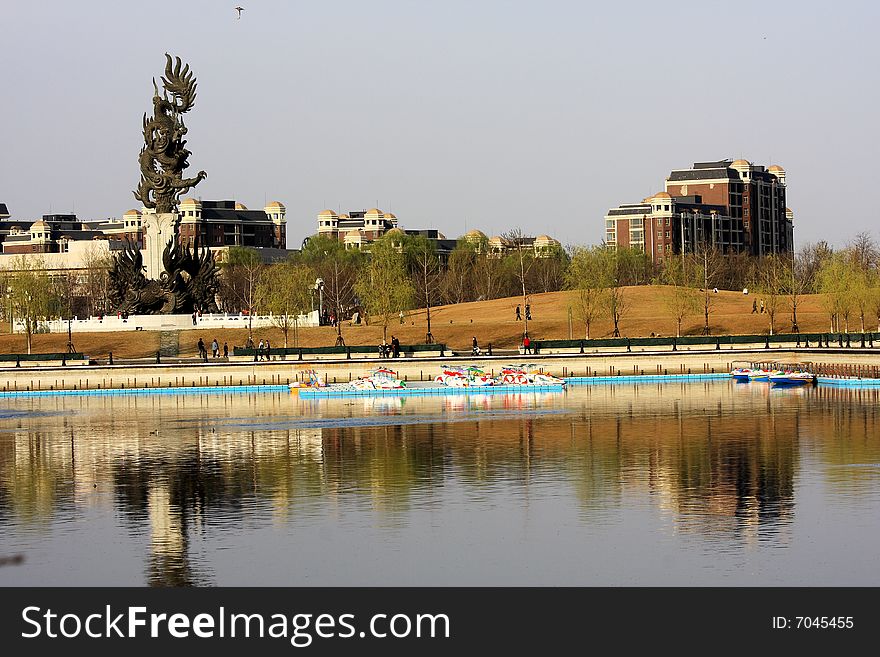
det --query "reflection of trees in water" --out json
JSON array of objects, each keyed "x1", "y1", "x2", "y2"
[
  {"x1": 805, "y1": 387, "x2": 880, "y2": 497},
  {"x1": 556, "y1": 393, "x2": 798, "y2": 538},
  {"x1": 6, "y1": 384, "x2": 880, "y2": 582},
  {"x1": 0, "y1": 431, "x2": 75, "y2": 525}
]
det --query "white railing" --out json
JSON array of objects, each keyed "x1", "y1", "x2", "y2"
[{"x1": 15, "y1": 311, "x2": 320, "y2": 334}]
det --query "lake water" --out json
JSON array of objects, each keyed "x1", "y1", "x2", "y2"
[{"x1": 1, "y1": 381, "x2": 879, "y2": 586}]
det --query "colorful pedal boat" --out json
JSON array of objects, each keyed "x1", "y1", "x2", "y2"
[{"x1": 769, "y1": 371, "x2": 816, "y2": 386}]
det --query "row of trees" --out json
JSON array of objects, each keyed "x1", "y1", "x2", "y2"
[
  {"x1": 6, "y1": 230, "x2": 880, "y2": 351},
  {"x1": 0, "y1": 251, "x2": 113, "y2": 354},
  {"x1": 218, "y1": 230, "x2": 580, "y2": 347},
  {"x1": 565, "y1": 234, "x2": 880, "y2": 339}
]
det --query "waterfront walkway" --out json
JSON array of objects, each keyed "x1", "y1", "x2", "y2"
[{"x1": 3, "y1": 346, "x2": 880, "y2": 393}]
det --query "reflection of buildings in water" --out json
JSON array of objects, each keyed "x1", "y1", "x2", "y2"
[
  {"x1": 5, "y1": 383, "x2": 879, "y2": 566},
  {"x1": 146, "y1": 480, "x2": 200, "y2": 586}
]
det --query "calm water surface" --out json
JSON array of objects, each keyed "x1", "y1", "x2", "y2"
[{"x1": 1, "y1": 382, "x2": 879, "y2": 586}]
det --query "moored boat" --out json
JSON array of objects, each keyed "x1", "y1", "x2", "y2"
[
  {"x1": 746, "y1": 369, "x2": 778, "y2": 381},
  {"x1": 730, "y1": 368, "x2": 752, "y2": 382},
  {"x1": 769, "y1": 371, "x2": 816, "y2": 386}
]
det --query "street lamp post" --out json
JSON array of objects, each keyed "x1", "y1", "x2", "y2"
[
  {"x1": 67, "y1": 315, "x2": 75, "y2": 353},
  {"x1": 314, "y1": 278, "x2": 324, "y2": 324}
]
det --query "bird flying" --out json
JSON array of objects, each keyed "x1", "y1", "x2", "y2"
[{"x1": 235, "y1": 6, "x2": 244, "y2": 19}]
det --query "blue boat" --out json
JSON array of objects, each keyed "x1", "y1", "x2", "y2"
[{"x1": 769, "y1": 372, "x2": 816, "y2": 386}]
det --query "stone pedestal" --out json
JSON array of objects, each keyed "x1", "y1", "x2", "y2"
[{"x1": 142, "y1": 212, "x2": 179, "y2": 280}]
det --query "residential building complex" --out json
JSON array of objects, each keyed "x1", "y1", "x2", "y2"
[
  {"x1": 312, "y1": 209, "x2": 560, "y2": 262},
  {"x1": 605, "y1": 159, "x2": 793, "y2": 263},
  {"x1": 0, "y1": 199, "x2": 288, "y2": 269}
]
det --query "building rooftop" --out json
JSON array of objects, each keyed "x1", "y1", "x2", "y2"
[{"x1": 667, "y1": 168, "x2": 740, "y2": 182}]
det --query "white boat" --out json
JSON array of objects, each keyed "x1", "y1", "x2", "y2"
[
  {"x1": 769, "y1": 371, "x2": 816, "y2": 386},
  {"x1": 730, "y1": 368, "x2": 752, "y2": 382}
]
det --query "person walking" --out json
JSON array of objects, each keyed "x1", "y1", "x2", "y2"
[
  {"x1": 515, "y1": 305, "x2": 521, "y2": 321},
  {"x1": 391, "y1": 336, "x2": 400, "y2": 358},
  {"x1": 197, "y1": 337, "x2": 206, "y2": 360},
  {"x1": 211, "y1": 338, "x2": 219, "y2": 358},
  {"x1": 223, "y1": 342, "x2": 228, "y2": 358},
  {"x1": 752, "y1": 300, "x2": 757, "y2": 313},
  {"x1": 525, "y1": 304, "x2": 532, "y2": 321},
  {"x1": 399, "y1": 310, "x2": 405, "y2": 325},
  {"x1": 522, "y1": 334, "x2": 532, "y2": 355},
  {"x1": 257, "y1": 339, "x2": 265, "y2": 361},
  {"x1": 192, "y1": 312, "x2": 197, "y2": 326},
  {"x1": 760, "y1": 299, "x2": 765, "y2": 314},
  {"x1": 265, "y1": 339, "x2": 271, "y2": 361}
]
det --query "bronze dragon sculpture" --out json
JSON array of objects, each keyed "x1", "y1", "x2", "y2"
[
  {"x1": 108, "y1": 234, "x2": 220, "y2": 315},
  {"x1": 134, "y1": 54, "x2": 207, "y2": 214},
  {"x1": 110, "y1": 55, "x2": 220, "y2": 315}
]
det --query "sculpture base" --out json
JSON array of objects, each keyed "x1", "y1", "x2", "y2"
[{"x1": 142, "y1": 211, "x2": 180, "y2": 280}]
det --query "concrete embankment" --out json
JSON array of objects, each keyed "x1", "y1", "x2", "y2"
[{"x1": 2, "y1": 347, "x2": 880, "y2": 393}]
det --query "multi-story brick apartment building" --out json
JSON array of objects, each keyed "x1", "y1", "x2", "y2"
[
  {"x1": 605, "y1": 159, "x2": 793, "y2": 263},
  {"x1": 174, "y1": 198, "x2": 286, "y2": 250},
  {"x1": 0, "y1": 199, "x2": 286, "y2": 256}
]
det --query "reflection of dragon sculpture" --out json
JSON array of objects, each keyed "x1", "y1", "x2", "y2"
[
  {"x1": 134, "y1": 54, "x2": 207, "y2": 213},
  {"x1": 109, "y1": 236, "x2": 220, "y2": 315}
]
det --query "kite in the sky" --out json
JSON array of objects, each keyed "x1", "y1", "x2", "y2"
[{"x1": 235, "y1": 6, "x2": 244, "y2": 19}]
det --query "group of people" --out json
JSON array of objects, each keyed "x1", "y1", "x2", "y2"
[
  {"x1": 197, "y1": 337, "x2": 228, "y2": 361},
  {"x1": 378, "y1": 336, "x2": 401, "y2": 358},
  {"x1": 243, "y1": 336, "x2": 273, "y2": 360},
  {"x1": 515, "y1": 304, "x2": 532, "y2": 321},
  {"x1": 751, "y1": 299, "x2": 767, "y2": 314}
]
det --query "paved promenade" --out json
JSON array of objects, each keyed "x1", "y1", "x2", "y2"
[{"x1": 3, "y1": 347, "x2": 880, "y2": 393}]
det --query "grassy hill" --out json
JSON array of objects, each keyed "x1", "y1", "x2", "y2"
[{"x1": 0, "y1": 286, "x2": 855, "y2": 359}]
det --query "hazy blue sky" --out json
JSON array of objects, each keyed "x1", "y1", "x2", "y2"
[{"x1": 2, "y1": 0, "x2": 878, "y2": 249}]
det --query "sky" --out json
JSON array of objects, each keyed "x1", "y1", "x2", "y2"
[{"x1": 1, "y1": 0, "x2": 878, "y2": 249}]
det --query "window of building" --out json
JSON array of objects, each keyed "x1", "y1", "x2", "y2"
[
  {"x1": 744, "y1": 209, "x2": 749, "y2": 217},
  {"x1": 658, "y1": 244, "x2": 663, "y2": 251},
  {"x1": 665, "y1": 217, "x2": 670, "y2": 225},
  {"x1": 664, "y1": 205, "x2": 669, "y2": 211},
  {"x1": 665, "y1": 231, "x2": 670, "y2": 238}
]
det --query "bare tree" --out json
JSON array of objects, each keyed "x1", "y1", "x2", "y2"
[
  {"x1": 473, "y1": 252, "x2": 506, "y2": 302},
  {"x1": 688, "y1": 246, "x2": 724, "y2": 335},
  {"x1": 752, "y1": 255, "x2": 787, "y2": 335},
  {"x1": 797, "y1": 241, "x2": 833, "y2": 293},
  {"x1": 300, "y1": 236, "x2": 365, "y2": 346},
  {"x1": 602, "y1": 248, "x2": 629, "y2": 337},
  {"x1": 565, "y1": 246, "x2": 605, "y2": 339},
  {"x1": 405, "y1": 234, "x2": 443, "y2": 343},
  {"x1": 532, "y1": 244, "x2": 569, "y2": 293},
  {"x1": 502, "y1": 229, "x2": 537, "y2": 336},
  {"x1": 81, "y1": 243, "x2": 113, "y2": 316},
  {"x1": 222, "y1": 247, "x2": 266, "y2": 343},
  {"x1": 658, "y1": 256, "x2": 700, "y2": 337},
  {"x1": 849, "y1": 232, "x2": 878, "y2": 272},
  {"x1": 443, "y1": 241, "x2": 477, "y2": 304}
]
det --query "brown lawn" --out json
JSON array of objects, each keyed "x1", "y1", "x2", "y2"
[{"x1": 0, "y1": 286, "x2": 859, "y2": 358}]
